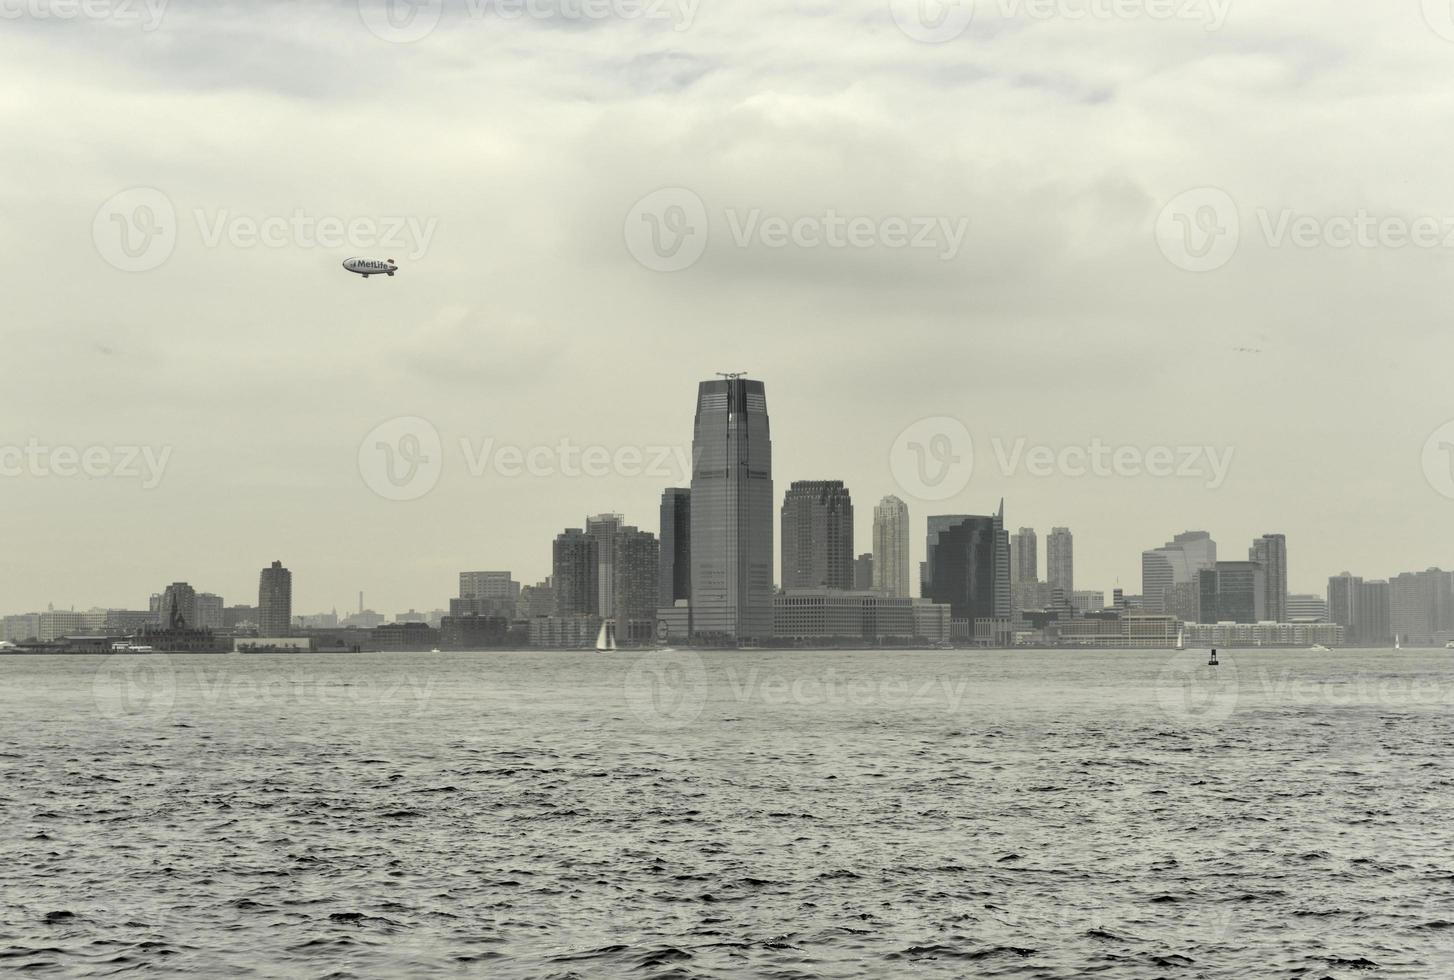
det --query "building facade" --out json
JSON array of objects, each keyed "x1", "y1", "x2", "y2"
[
  {"x1": 689, "y1": 377, "x2": 774, "y2": 642},
  {"x1": 258, "y1": 561, "x2": 292, "y2": 638},
  {"x1": 780, "y1": 480, "x2": 855, "y2": 591},
  {"x1": 658, "y1": 488, "x2": 692, "y2": 609},
  {"x1": 872, "y1": 495, "x2": 911, "y2": 598},
  {"x1": 1249, "y1": 533, "x2": 1289, "y2": 624},
  {"x1": 552, "y1": 528, "x2": 599, "y2": 618},
  {"x1": 1046, "y1": 527, "x2": 1074, "y2": 596}
]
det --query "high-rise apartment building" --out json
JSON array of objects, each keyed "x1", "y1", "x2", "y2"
[
  {"x1": 258, "y1": 561, "x2": 292, "y2": 638},
  {"x1": 552, "y1": 528, "x2": 599, "y2": 618},
  {"x1": 1249, "y1": 533, "x2": 1288, "y2": 624},
  {"x1": 1046, "y1": 527, "x2": 1074, "y2": 595}
]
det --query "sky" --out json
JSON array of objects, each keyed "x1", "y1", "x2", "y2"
[{"x1": 4, "y1": 0, "x2": 1454, "y2": 615}]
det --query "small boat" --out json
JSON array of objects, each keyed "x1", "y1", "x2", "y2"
[
  {"x1": 595, "y1": 619, "x2": 618, "y2": 652},
  {"x1": 1208, "y1": 649, "x2": 1220, "y2": 667},
  {"x1": 1175, "y1": 627, "x2": 1185, "y2": 651},
  {"x1": 430, "y1": 648, "x2": 441, "y2": 654},
  {"x1": 1309, "y1": 644, "x2": 1330, "y2": 652}
]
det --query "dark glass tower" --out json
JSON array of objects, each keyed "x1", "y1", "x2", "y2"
[
  {"x1": 925, "y1": 505, "x2": 1010, "y2": 625},
  {"x1": 690, "y1": 377, "x2": 773, "y2": 641},
  {"x1": 780, "y1": 480, "x2": 854, "y2": 590},
  {"x1": 659, "y1": 488, "x2": 692, "y2": 608}
]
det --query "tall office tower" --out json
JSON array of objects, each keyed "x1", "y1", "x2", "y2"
[
  {"x1": 1010, "y1": 527, "x2": 1038, "y2": 584},
  {"x1": 854, "y1": 554, "x2": 874, "y2": 591},
  {"x1": 586, "y1": 513, "x2": 625, "y2": 618},
  {"x1": 194, "y1": 593, "x2": 224, "y2": 631},
  {"x1": 1141, "y1": 531, "x2": 1218, "y2": 614},
  {"x1": 658, "y1": 488, "x2": 692, "y2": 608},
  {"x1": 993, "y1": 501, "x2": 1011, "y2": 619},
  {"x1": 160, "y1": 582, "x2": 198, "y2": 629},
  {"x1": 258, "y1": 561, "x2": 292, "y2": 637},
  {"x1": 689, "y1": 376, "x2": 774, "y2": 641},
  {"x1": 872, "y1": 495, "x2": 911, "y2": 598},
  {"x1": 924, "y1": 514, "x2": 1000, "y2": 624},
  {"x1": 1046, "y1": 527, "x2": 1074, "y2": 596},
  {"x1": 1389, "y1": 568, "x2": 1454, "y2": 646},
  {"x1": 615, "y1": 526, "x2": 661, "y2": 640},
  {"x1": 552, "y1": 528, "x2": 599, "y2": 617},
  {"x1": 1327, "y1": 572, "x2": 1362, "y2": 633},
  {"x1": 1355, "y1": 580, "x2": 1392, "y2": 645},
  {"x1": 1249, "y1": 533, "x2": 1288, "y2": 623},
  {"x1": 780, "y1": 480, "x2": 855, "y2": 590},
  {"x1": 1197, "y1": 561, "x2": 1266, "y2": 624}
]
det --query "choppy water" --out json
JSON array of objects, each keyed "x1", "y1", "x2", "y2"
[{"x1": 3, "y1": 647, "x2": 1454, "y2": 978}]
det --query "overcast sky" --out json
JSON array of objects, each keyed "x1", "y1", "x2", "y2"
[{"x1": 4, "y1": 0, "x2": 1453, "y2": 615}]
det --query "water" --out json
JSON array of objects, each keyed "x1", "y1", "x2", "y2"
[{"x1": 3, "y1": 647, "x2": 1453, "y2": 978}]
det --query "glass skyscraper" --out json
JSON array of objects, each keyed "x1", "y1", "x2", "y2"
[
  {"x1": 689, "y1": 377, "x2": 773, "y2": 641},
  {"x1": 658, "y1": 488, "x2": 692, "y2": 609}
]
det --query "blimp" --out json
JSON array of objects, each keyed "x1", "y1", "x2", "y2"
[{"x1": 343, "y1": 257, "x2": 398, "y2": 278}]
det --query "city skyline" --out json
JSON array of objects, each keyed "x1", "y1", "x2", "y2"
[{"x1": 5, "y1": 371, "x2": 1450, "y2": 616}]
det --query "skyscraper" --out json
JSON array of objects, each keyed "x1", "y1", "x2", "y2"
[
  {"x1": 1249, "y1": 533, "x2": 1288, "y2": 623},
  {"x1": 690, "y1": 376, "x2": 773, "y2": 641},
  {"x1": 586, "y1": 513, "x2": 624, "y2": 618},
  {"x1": 872, "y1": 495, "x2": 911, "y2": 598},
  {"x1": 614, "y1": 526, "x2": 661, "y2": 642},
  {"x1": 1142, "y1": 531, "x2": 1217, "y2": 614},
  {"x1": 552, "y1": 528, "x2": 598, "y2": 618},
  {"x1": 658, "y1": 488, "x2": 691, "y2": 608},
  {"x1": 780, "y1": 480, "x2": 855, "y2": 590},
  {"x1": 1389, "y1": 568, "x2": 1454, "y2": 646},
  {"x1": 1197, "y1": 561, "x2": 1266, "y2": 624},
  {"x1": 258, "y1": 561, "x2": 292, "y2": 637},
  {"x1": 1046, "y1": 527, "x2": 1074, "y2": 595},
  {"x1": 1010, "y1": 527, "x2": 1038, "y2": 584},
  {"x1": 1327, "y1": 572, "x2": 1361, "y2": 632},
  {"x1": 924, "y1": 513, "x2": 1002, "y2": 625}
]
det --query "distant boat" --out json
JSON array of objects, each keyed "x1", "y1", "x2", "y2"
[
  {"x1": 1175, "y1": 628, "x2": 1185, "y2": 651},
  {"x1": 595, "y1": 619, "x2": 618, "y2": 652},
  {"x1": 430, "y1": 648, "x2": 441, "y2": 654},
  {"x1": 1310, "y1": 644, "x2": 1330, "y2": 652}
]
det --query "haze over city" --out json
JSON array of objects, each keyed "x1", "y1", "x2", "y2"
[{"x1": 5, "y1": 2, "x2": 1454, "y2": 615}]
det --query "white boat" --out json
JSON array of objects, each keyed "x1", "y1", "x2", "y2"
[
  {"x1": 1310, "y1": 644, "x2": 1330, "y2": 652},
  {"x1": 1175, "y1": 628, "x2": 1185, "y2": 651},
  {"x1": 595, "y1": 619, "x2": 618, "y2": 652},
  {"x1": 430, "y1": 648, "x2": 441, "y2": 654}
]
